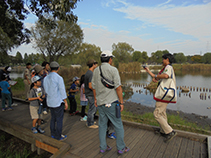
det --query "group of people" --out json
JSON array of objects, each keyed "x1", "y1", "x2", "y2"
[{"x1": 1, "y1": 51, "x2": 177, "y2": 154}]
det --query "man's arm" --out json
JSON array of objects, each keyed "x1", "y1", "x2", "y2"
[
  {"x1": 93, "y1": 89, "x2": 98, "y2": 107},
  {"x1": 116, "y1": 86, "x2": 124, "y2": 112},
  {"x1": 88, "y1": 82, "x2": 93, "y2": 90},
  {"x1": 63, "y1": 98, "x2": 68, "y2": 110}
]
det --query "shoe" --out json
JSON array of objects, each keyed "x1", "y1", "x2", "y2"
[
  {"x1": 118, "y1": 147, "x2": 129, "y2": 155},
  {"x1": 11, "y1": 103, "x2": 18, "y2": 106},
  {"x1": 87, "y1": 124, "x2": 98, "y2": 129},
  {"x1": 32, "y1": 127, "x2": 38, "y2": 134},
  {"x1": 154, "y1": 129, "x2": 167, "y2": 137},
  {"x1": 41, "y1": 119, "x2": 46, "y2": 124},
  {"x1": 100, "y1": 145, "x2": 112, "y2": 153},
  {"x1": 80, "y1": 116, "x2": 87, "y2": 121},
  {"x1": 164, "y1": 131, "x2": 177, "y2": 143},
  {"x1": 51, "y1": 135, "x2": 55, "y2": 139},
  {"x1": 75, "y1": 111, "x2": 79, "y2": 115},
  {"x1": 107, "y1": 132, "x2": 116, "y2": 139},
  {"x1": 59, "y1": 135, "x2": 67, "y2": 141},
  {"x1": 2, "y1": 108, "x2": 7, "y2": 111},
  {"x1": 37, "y1": 127, "x2": 45, "y2": 134},
  {"x1": 43, "y1": 111, "x2": 48, "y2": 114},
  {"x1": 7, "y1": 107, "x2": 13, "y2": 111},
  {"x1": 69, "y1": 113, "x2": 74, "y2": 116}
]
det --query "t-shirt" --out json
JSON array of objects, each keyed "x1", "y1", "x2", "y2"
[
  {"x1": 29, "y1": 87, "x2": 45, "y2": 106},
  {"x1": 68, "y1": 83, "x2": 77, "y2": 98},
  {"x1": 84, "y1": 70, "x2": 94, "y2": 97},
  {"x1": 80, "y1": 84, "x2": 88, "y2": 101},
  {"x1": 0, "y1": 81, "x2": 10, "y2": 94}
]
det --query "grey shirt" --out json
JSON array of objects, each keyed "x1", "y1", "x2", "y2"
[
  {"x1": 92, "y1": 63, "x2": 121, "y2": 105},
  {"x1": 84, "y1": 70, "x2": 94, "y2": 97},
  {"x1": 29, "y1": 87, "x2": 45, "y2": 106}
]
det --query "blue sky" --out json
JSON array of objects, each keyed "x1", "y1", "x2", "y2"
[{"x1": 11, "y1": 0, "x2": 211, "y2": 57}]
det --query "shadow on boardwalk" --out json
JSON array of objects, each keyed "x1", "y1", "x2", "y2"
[{"x1": 0, "y1": 100, "x2": 208, "y2": 158}]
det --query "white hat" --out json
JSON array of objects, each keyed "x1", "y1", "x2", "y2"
[
  {"x1": 101, "y1": 50, "x2": 115, "y2": 58},
  {"x1": 31, "y1": 75, "x2": 41, "y2": 83}
]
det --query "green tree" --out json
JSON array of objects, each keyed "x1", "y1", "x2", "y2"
[
  {"x1": 150, "y1": 50, "x2": 169, "y2": 64},
  {"x1": 141, "y1": 51, "x2": 148, "y2": 64},
  {"x1": 15, "y1": 51, "x2": 23, "y2": 64},
  {"x1": 112, "y1": 42, "x2": 133, "y2": 63},
  {"x1": 202, "y1": 53, "x2": 211, "y2": 64},
  {"x1": 31, "y1": 20, "x2": 83, "y2": 62},
  {"x1": 191, "y1": 55, "x2": 202, "y2": 63},
  {"x1": 0, "y1": 51, "x2": 9, "y2": 66},
  {"x1": 174, "y1": 52, "x2": 187, "y2": 63},
  {"x1": 75, "y1": 43, "x2": 101, "y2": 66},
  {"x1": 23, "y1": 53, "x2": 29, "y2": 64},
  {"x1": 0, "y1": 0, "x2": 81, "y2": 53},
  {"x1": 132, "y1": 51, "x2": 142, "y2": 62}
]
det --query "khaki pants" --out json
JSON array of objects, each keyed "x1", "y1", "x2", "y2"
[
  {"x1": 153, "y1": 101, "x2": 173, "y2": 134},
  {"x1": 24, "y1": 79, "x2": 31, "y2": 98}
]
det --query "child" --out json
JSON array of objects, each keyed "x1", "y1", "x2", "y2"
[
  {"x1": 28, "y1": 75, "x2": 45, "y2": 134},
  {"x1": 68, "y1": 76, "x2": 80, "y2": 115},
  {"x1": 80, "y1": 75, "x2": 88, "y2": 121},
  {"x1": 0, "y1": 75, "x2": 12, "y2": 111}
]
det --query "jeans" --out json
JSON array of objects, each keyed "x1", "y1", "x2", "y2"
[
  {"x1": 98, "y1": 103, "x2": 126, "y2": 150},
  {"x1": 68, "y1": 97, "x2": 77, "y2": 113},
  {"x1": 50, "y1": 103, "x2": 64, "y2": 140},
  {"x1": 87, "y1": 96, "x2": 97, "y2": 126},
  {"x1": 1, "y1": 93, "x2": 11, "y2": 108}
]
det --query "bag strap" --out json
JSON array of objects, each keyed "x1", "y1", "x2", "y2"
[{"x1": 99, "y1": 66, "x2": 114, "y2": 84}]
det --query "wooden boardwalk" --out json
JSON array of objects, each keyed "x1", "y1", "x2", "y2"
[{"x1": 0, "y1": 100, "x2": 208, "y2": 158}]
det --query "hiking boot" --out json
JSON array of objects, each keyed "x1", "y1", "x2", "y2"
[
  {"x1": 32, "y1": 127, "x2": 38, "y2": 134},
  {"x1": 107, "y1": 132, "x2": 116, "y2": 139},
  {"x1": 87, "y1": 124, "x2": 98, "y2": 129},
  {"x1": 100, "y1": 145, "x2": 112, "y2": 154},
  {"x1": 118, "y1": 147, "x2": 129, "y2": 155},
  {"x1": 154, "y1": 129, "x2": 167, "y2": 137},
  {"x1": 37, "y1": 127, "x2": 45, "y2": 134},
  {"x1": 164, "y1": 130, "x2": 177, "y2": 143},
  {"x1": 2, "y1": 108, "x2": 7, "y2": 111}
]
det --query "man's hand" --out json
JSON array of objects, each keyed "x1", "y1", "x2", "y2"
[
  {"x1": 94, "y1": 99, "x2": 98, "y2": 107},
  {"x1": 120, "y1": 104, "x2": 124, "y2": 112},
  {"x1": 64, "y1": 102, "x2": 68, "y2": 110}
]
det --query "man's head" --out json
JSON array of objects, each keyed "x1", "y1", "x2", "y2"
[
  {"x1": 50, "y1": 61, "x2": 60, "y2": 71},
  {"x1": 87, "y1": 59, "x2": 98, "y2": 69},
  {"x1": 42, "y1": 61, "x2": 50, "y2": 71},
  {"x1": 162, "y1": 53, "x2": 174, "y2": 66},
  {"x1": 26, "y1": 63, "x2": 32, "y2": 69},
  {"x1": 34, "y1": 64, "x2": 44, "y2": 75},
  {"x1": 100, "y1": 50, "x2": 115, "y2": 64}
]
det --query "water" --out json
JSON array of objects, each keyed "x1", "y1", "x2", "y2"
[{"x1": 120, "y1": 71, "x2": 211, "y2": 118}]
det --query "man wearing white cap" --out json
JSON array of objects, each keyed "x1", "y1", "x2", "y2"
[{"x1": 92, "y1": 50, "x2": 129, "y2": 154}]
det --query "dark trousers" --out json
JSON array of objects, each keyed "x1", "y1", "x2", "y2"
[
  {"x1": 42, "y1": 98, "x2": 48, "y2": 111},
  {"x1": 81, "y1": 106, "x2": 86, "y2": 117},
  {"x1": 50, "y1": 103, "x2": 64, "y2": 140},
  {"x1": 68, "y1": 97, "x2": 77, "y2": 114}
]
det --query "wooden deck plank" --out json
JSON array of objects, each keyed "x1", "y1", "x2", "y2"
[
  {"x1": 185, "y1": 139, "x2": 194, "y2": 157},
  {"x1": 177, "y1": 138, "x2": 189, "y2": 158},
  {"x1": 163, "y1": 137, "x2": 178, "y2": 158},
  {"x1": 169, "y1": 137, "x2": 183, "y2": 158},
  {"x1": 193, "y1": 141, "x2": 201, "y2": 158},
  {"x1": 201, "y1": 141, "x2": 208, "y2": 158},
  {"x1": 146, "y1": 136, "x2": 163, "y2": 158}
]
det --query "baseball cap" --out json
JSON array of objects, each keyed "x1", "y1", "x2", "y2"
[
  {"x1": 50, "y1": 61, "x2": 60, "y2": 68},
  {"x1": 31, "y1": 75, "x2": 41, "y2": 83},
  {"x1": 101, "y1": 50, "x2": 115, "y2": 58},
  {"x1": 34, "y1": 65, "x2": 43, "y2": 74},
  {"x1": 5, "y1": 66, "x2": 12, "y2": 72},
  {"x1": 73, "y1": 76, "x2": 79, "y2": 82},
  {"x1": 87, "y1": 59, "x2": 98, "y2": 66}
]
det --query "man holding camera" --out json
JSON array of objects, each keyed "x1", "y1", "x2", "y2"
[{"x1": 92, "y1": 50, "x2": 129, "y2": 155}]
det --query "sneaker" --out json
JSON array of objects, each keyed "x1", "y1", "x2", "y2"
[
  {"x1": 7, "y1": 107, "x2": 13, "y2": 111},
  {"x1": 37, "y1": 127, "x2": 45, "y2": 134},
  {"x1": 118, "y1": 147, "x2": 129, "y2": 155},
  {"x1": 43, "y1": 111, "x2": 48, "y2": 114},
  {"x1": 164, "y1": 131, "x2": 177, "y2": 143},
  {"x1": 2, "y1": 108, "x2": 7, "y2": 111},
  {"x1": 87, "y1": 124, "x2": 98, "y2": 129},
  {"x1": 80, "y1": 116, "x2": 87, "y2": 121},
  {"x1": 154, "y1": 129, "x2": 167, "y2": 137},
  {"x1": 74, "y1": 111, "x2": 79, "y2": 115},
  {"x1": 32, "y1": 127, "x2": 38, "y2": 134},
  {"x1": 11, "y1": 103, "x2": 18, "y2": 106},
  {"x1": 59, "y1": 135, "x2": 67, "y2": 141},
  {"x1": 107, "y1": 132, "x2": 116, "y2": 139},
  {"x1": 100, "y1": 145, "x2": 112, "y2": 153}
]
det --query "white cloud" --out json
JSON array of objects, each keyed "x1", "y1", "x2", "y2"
[{"x1": 114, "y1": 2, "x2": 211, "y2": 40}]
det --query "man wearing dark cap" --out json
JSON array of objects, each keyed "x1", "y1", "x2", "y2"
[
  {"x1": 84, "y1": 59, "x2": 98, "y2": 128},
  {"x1": 43, "y1": 61, "x2": 68, "y2": 140}
]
